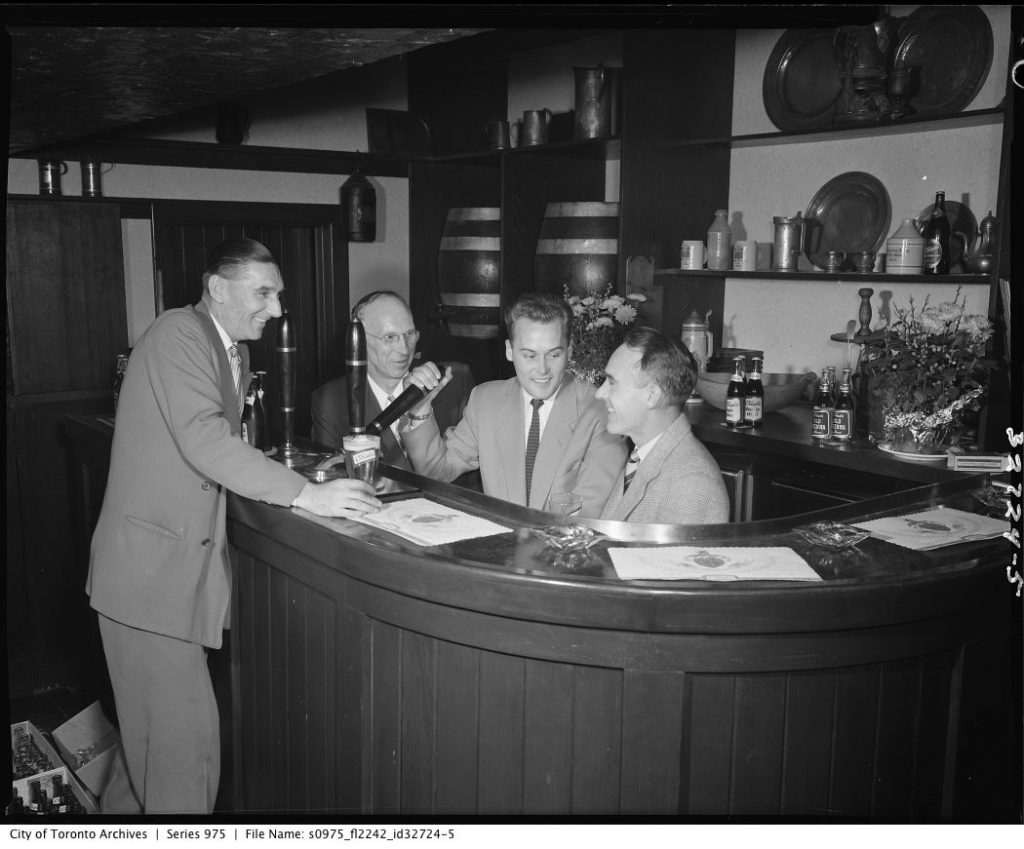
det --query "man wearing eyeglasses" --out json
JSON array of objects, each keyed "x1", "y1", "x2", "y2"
[{"x1": 310, "y1": 290, "x2": 472, "y2": 467}]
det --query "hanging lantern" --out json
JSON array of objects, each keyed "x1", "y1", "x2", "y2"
[{"x1": 340, "y1": 168, "x2": 376, "y2": 242}]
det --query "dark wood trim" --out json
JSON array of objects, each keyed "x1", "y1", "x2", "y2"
[{"x1": 12, "y1": 139, "x2": 411, "y2": 178}]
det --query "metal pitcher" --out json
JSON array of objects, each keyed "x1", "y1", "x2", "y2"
[
  {"x1": 521, "y1": 109, "x2": 552, "y2": 146},
  {"x1": 772, "y1": 213, "x2": 805, "y2": 272},
  {"x1": 573, "y1": 65, "x2": 613, "y2": 140}
]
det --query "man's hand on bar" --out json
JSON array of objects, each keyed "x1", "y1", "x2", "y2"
[{"x1": 292, "y1": 479, "x2": 382, "y2": 517}]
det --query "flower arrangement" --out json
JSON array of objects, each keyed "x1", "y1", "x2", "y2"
[
  {"x1": 857, "y1": 288, "x2": 994, "y2": 452},
  {"x1": 563, "y1": 284, "x2": 647, "y2": 385}
]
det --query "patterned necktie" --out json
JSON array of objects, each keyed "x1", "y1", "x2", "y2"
[
  {"x1": 228, "y1": 345, "x2": 243, "y2": 413},
  {"x1": 524, "y1": 398, "x2": 544, "y2": 499},
  {"x1": 386, "y1": 394, "x2": 408, "y2": 457},
  {"x1": 623, "y1": 448, "x2": 641, "y2": 492}
]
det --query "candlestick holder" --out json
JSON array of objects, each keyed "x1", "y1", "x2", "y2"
[{"x1": 856, "y1": 288, "x2": 874, "y2": 336}]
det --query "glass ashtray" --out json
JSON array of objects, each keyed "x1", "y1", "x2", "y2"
[
  {"x1": 793, "y1": 521, "x2": 871, "y2": 551},
  {"x1": 972, "y1": 486, "x2": 1011, "y2": 510},
  {"x1": 532, "y1": 524, "x2": 604, "y2": 552}
]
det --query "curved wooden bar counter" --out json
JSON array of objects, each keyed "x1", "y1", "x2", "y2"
[{"x1": 225, "y1": 462, "x2": 1019, "y2": 821}]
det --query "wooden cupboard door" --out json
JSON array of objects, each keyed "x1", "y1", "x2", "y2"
[
  {"x1": 152, "y1": 202, "x2": 347, "y2": 443},
  {"x1": 5, "y1": 200, "x2": 128, "y2": 395}
]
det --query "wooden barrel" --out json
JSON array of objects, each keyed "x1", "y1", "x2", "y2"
[
  {"x1": 437, "y1": 207, "x2": 501, "y2": 339},
  {"x1": 535, "y1": 201, "x2": 619, "y2": 296}
]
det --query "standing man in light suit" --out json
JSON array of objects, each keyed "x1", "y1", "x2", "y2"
[
  {"x1": 87, "y1": 239, "x2": 380, "y2": 814},
  {"x1": 401, "y1": 291, "x2": 626, "y2": 517},
  {"x1": 596, "y1": 326, "x2": 729, "y2": 524}
]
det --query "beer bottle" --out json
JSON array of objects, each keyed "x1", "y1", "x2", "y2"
[
  {"x1": 833, "y1": 368, "x2": 855, "y2": 442},
  {"x1": 744, "y1": 356, "x2": 764, "y2": 427},
  {"x1": 922, "y1": 190, "x2": 951, "y2": 275},
  {"x1": 811, "y1": 366, "x2": 833, "y2": 441},
  {"x1": 726, "y1": 357, "x2": 745, "y2": 426},
  {"x1": 242, "y1": 372, "x2": 268, "y2": 450}
]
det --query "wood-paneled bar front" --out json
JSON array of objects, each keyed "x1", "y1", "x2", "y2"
[{"x1": 66, "y1": 415, "x2": 1018, "y2": 820}]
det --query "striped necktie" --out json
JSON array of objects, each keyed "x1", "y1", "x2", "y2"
[
  {"x1": 623, "y1": 448, "x2": 641, "y2": 492},
  {"x1": 228, "y1": 345, "x2": 244, "y2": 414},
  {"x1": 524, "y1": 398, "x2": 544, "y2": 499}
]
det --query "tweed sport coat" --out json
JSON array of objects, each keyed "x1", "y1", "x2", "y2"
[
  {"x1": 309, "y1": 362, "x2": 474, "y2": 469},
  {"x1": 403, "y1": 374, "x2": 627, "y2": 518},
  {"x1": 86, "y1": 300, "x2": 307, "y2": 648},
  {"x1": 600, "y1": 412, "x2": 730, "y2": 524}
]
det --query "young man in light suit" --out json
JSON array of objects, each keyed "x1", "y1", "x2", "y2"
[
  {"x1": 309, "y1": 290, "x2": 473, "y2": 466},
  {"x1": 402, "y1": 291, "x2": 626, "y2": 518},
  {"x1": 87, "y1": 239, "x2": 381, "y2": 814},
  {"x1": 595, "y1": 326, "x2": 729, "y2": 524}
]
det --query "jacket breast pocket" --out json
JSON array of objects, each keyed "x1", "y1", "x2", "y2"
[{"x1": 123, "y1": 515, "x2": 184, "y2": 540}]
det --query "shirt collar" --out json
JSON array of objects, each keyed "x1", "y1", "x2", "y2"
[
  {"x1": 519, "y1": 379, "x2": 563, "y2": 411},
  {"x1": 209, "y1": 314, "x2": 234, "y2": 353}
]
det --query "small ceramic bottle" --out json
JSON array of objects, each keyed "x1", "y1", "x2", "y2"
[{"x1": 885, "y1": 218, "x2": 926, "y2": 275}]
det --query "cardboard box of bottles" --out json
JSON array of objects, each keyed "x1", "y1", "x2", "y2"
[
  {"x1": 11, "y1": 720, "x2": 64, "y2": 781},
  {"x1": 10, "y1": 764, "x2": 99, "y2": 814},
  {"x1": 52, "y1": 701, "x2": 122, "y2": 799}
]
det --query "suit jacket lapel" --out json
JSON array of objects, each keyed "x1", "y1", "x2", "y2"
[
  {"x1": 498, "y1": 381, "x2": 526, "y2": 504},
  {"x1": 529, "y1": 376, "x2": 574, "y2": 508},
  {"x1": 617, "y1": 415, "x2": 687, "y2": 519},
  {"x1": 193, "y1": 302, "x2": 242, "y2": 435}
]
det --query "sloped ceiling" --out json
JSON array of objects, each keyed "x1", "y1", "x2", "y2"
[{"x1": 6, "y1": 26, "x2": 486, "y2": 154}]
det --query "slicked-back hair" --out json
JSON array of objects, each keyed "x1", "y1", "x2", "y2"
[
  {"x1": 624, "y1": 326, "x2": 698, "y2": 409},
  {"x1": 350, "y1": 290, "x2": 410, "y2": 322},
  {"x1": 503, "y1": 291, "x2": 573, "y2": 344},
  {"x1": 202, "y1": 238, "x2": 279, "y2": 289}
]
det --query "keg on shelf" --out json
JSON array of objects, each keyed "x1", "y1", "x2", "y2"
[
  {"x1": 534, "y1": 201, "x2": 619, "y2": 297},
  {"x1": 437, "y1": 207, "x2": 502, "y2": 339}
]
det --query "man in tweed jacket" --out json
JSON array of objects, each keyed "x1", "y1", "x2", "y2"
[{"x1": 596, "y1": 326, "x2": 729, "y2": 524}]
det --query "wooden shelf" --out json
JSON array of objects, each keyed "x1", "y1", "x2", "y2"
[
  {"x1": 12, "y1": 138, "x2": 411, "y2": 178},
  {"x1": 424, "y1": 136, "x2": 621, "y2": 164},
  {"x1": 654, "y1": 269, "x2": 990, "y2": 284},
  {"x1": 662, "y1": 107, "x2": 1005, "y2": 149}
]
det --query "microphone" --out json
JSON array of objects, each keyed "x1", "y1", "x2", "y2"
[
  {"x1": 345, "y1": 318, "x2": 367, "y2": 435},
  {"x1": 364, "y1": 384, "x2": 427, "y2": 437}
]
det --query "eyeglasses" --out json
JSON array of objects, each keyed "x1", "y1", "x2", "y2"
[{"x1": 365, "y1": 329, "x2": 420, "y2": 349}]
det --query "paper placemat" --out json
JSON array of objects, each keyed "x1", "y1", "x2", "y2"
[
  {"x1": 852, "y1": 507, "x2": 1008, "y2": 551},
  {"x1": 350, "y1": 497, "x2": 510, "y2": 546},
  {"x1": 608, "y1": 546, "x2": 821, "y2": 582}
]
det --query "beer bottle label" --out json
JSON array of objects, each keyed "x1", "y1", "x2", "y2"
[
  {"x1": 811, "y1": 408, "x2": 831, "y2": 438},
  {"x1": 726, "y1": 397, "x2": 742, "y2": 423},
  {"x1": 744, "y1": 396, "x2": 763, "y2": 422},
  {"x1": 833, "y1": 410, "x2": 851, "y2": 438},
  {"x1": 241, "y1": 422, "x2": 249, "y2": 443},
  {"x1": 923, "y1": 236, "x2": 942, "y2": 270}
]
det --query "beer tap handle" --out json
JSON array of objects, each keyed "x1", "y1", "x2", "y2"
[
  {"x1": 346, "y1": 318, "x2": 367, "y2": 435},
  {"x1": 364, "y1": 384, "x2": 427, "y2": 437},
  {"x1": 276, "y1": 309, "x2": 297, "y2": 458}
]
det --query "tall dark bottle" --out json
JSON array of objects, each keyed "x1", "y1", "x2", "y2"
[
  {"x1": 832, "y1": 368, "x2": 855, "y2": 442},
  {"x1": 922, "y1": 190, "x2": 951, "y2": 275},
  {"x1": 811, "y1": 366, "x2": 833, "y2": 441},
  {"x1": 744, "y1": 356, "x2": 764, "y2": 427},
  {"x1": 725, "y1": 357, "x2": 745, "y2": 427},
  {"x1": 241, "y1": 371, "x2": 267, "y2": 450}
]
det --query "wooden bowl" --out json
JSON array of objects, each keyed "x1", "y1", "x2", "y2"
[{"x1": 695, "y1": 371, "x2": 816, "y2": 413}]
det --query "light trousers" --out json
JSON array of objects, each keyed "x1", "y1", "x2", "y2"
[{"x1": 98, "y1": 613, "x2": 220, "y2": 815}]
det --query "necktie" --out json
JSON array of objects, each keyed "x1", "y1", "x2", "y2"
[
  {"x1": 228, "y1": 345, "x2": 244, "y2": 413},
  {"x1": 524, "y1": 398, "x2": 544, "y2": 499},
  {"x1": 386, "y1": 394, "x2": 408, "y2": 457},
  {"x1": 623, "y1": 448, "x2": 641, "y2": 492}
]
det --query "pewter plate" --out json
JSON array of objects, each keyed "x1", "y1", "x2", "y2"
[
  {"x1": 804, "y1": 171, "x2": 892, "y2": 270},
  {"x1": 893, "y1": 5, "x2": 993, "y2": 118},
  {"x1": 762, "y1": 29, "x2": 843, "y2": 133}
]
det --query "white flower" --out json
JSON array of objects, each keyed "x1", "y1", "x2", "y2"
[
  {"x1": 614, "y1": 304, "x2": 638, "y2": 325},
  {"x1": 626, "y1": 291, "x2": 648, "y2": 302},
  {"x1": 570, "y1": 303, "x2": 586, "y2": 317},
  {"x1": 595, "y1": 316, "x2": 614, "y2": 328},
  {"x1": 582, "y1": 296, "x2": 595, "y2": 306},
  {"x1": 601, "y1": 297, "x2": 624, "y2": 310}
]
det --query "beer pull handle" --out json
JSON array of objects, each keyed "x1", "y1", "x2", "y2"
[
  {"x1": 277, "y1": 309, "x2": 298, "y2": 459},
  {"x1": 364, "y1": 384, "x2": 427, "y2": 437},
  {"x1": 346, "y1": 318, "x2": 367, "y2": 436}
]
